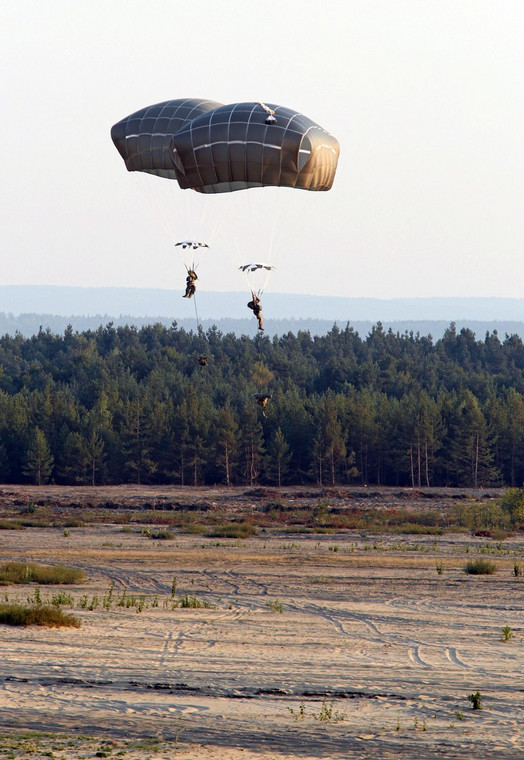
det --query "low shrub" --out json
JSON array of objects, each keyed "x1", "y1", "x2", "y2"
[
  {"x1": 0, "y1": 603, "x2": 81, "y2": 627},
  {"x1": 0, "y1": 520, "x2": 26, "y2": 531},
  {"x1": 0, "y1": 562, "x2": 85, "y2": 585},
  {"x1": 149, "y1": 529, "x2": 175, "y2": 540},
  {"x1": 205, "y1": 522, "x2": 257, "y2": 539},
  {"x1": 464, "y1": 559, "x2": 497, "y2": 575},
  {"x1": 468, "y1": 690, "x2": 482, "y2": 710},
  {"x1": 180, "y1": 523, "x2": 206, "y2": 535}
]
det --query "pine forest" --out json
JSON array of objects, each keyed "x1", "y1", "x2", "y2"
[{"x1": 2, "y1": 320, "x2": 524, "y2": 489}]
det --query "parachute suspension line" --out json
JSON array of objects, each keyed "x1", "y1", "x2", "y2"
[
  {"x1": 192, "y1": 291, "x2": 201, "y2": 331},
  {"x1": 191, "y1": 292, "x2": 210, "y2": 368},
  {"x1": 135, "y1": 173, "x2": 177, "y2": 243}
]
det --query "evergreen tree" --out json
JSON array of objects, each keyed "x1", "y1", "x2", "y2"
[
  {"x1": 446, "y1": 391, "x2": 500, "y2": 487},
  {"x1": 213, "y1": 406, "x2": 239, "y2": 486},
  {"x1": 266, "y1": 427, "x2": 291, "y2": 487},
  {"x1": 239, "y1": 406, "x2": 265, "y2": 486},
  {"x1": 58, "y1": 431, "x2": 89, "y2": 484},
  {"x1": 23, "y1": 427, "x2": 54, "y2": 485}
]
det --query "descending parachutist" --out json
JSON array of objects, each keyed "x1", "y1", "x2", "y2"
[
  {"x1": 247, "y1": 291, "x2": 264, "y2": 331},
  {"x1": 255, "y1": 394, "x2": 271, "y2": 417},
  {"x1": 183, "y1": 269, "x2": 198, "y2": 299}
]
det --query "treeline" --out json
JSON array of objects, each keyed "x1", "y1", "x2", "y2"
[{"x1": 2, "y1": 321, "x2": 524, "y2": 488}]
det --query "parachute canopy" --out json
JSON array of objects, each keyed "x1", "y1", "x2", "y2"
[
  {"x1": 111, "y1": 99, "x2": 339, "y2": 194},
  {"x1": 239, "y1": 263, "x2": 274, "y2": 273},
  {"x1": 176, "y1": 240, "x2": 209, "y2": 250}
]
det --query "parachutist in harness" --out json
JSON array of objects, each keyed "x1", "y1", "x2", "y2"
[
  {"x1": 183, "y1": 269, "x2": 198, "y2": 299},
  {"x1": 255, "y1": 393, "x2": 271, "y2": 417},
  {"x1": 198, "y1": 355, "x2": 208, "y2": 367},
  {"x1": 247, "y1": 292, "x2": 264, "y2": 331}
]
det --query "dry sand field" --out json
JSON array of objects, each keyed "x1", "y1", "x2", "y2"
[{"x1": 0, "y1": 485, "x2": 523, "y2": 759}]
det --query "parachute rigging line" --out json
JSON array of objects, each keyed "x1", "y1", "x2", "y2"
[{"x1": 192, "y1": 291, "x2": 201, "y2": 331}]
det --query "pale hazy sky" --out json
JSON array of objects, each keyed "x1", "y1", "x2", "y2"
[{"x1": 2, "y1": 0, "x2": 523, "y2": 299}]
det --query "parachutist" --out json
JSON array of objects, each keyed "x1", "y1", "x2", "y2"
[
  {"x1": 255, "y1": 393, "x2": 271, "y2": 417},
  {"x1": 198, "y1": 355, "x2": 208, "y2": 367},
  {"x1": 247, "y1": 292, "x2": 264, "y2": 331},
  {"x1": 183, "y1": 269, "x2": 198, "y2": 298}
]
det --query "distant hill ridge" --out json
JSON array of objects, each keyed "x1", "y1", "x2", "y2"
[{"x1": 2, "y1": 286, "x2": 524, "y2": 339}]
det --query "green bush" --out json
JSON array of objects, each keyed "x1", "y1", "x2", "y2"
[
  {"x1": 0, "y1": 562, "x2": 85, "y2": 585},
  {"x1": 0, "y1": 603, "x2": 81, "y2": 627},
  {"x1": 468, "y1": 691, "x2": 482, "y2": 709},
  {"x1": 499, "y1": 488, "x2": 524, "y2": 526},
  {"x1": 464, "y1": 559, "x2": 497, "y2": 575}
]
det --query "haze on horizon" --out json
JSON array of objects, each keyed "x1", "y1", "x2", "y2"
[{"x1": 2, "y1": 1, "x2": 523, "y2": 301}]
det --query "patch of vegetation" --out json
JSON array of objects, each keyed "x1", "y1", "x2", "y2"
[
  {"x1": 0, "y1": 602, "x2": 80, "y2": 627},
  {"x1": 315, "y1": 697, "x2": 346, "y2": 722},
  {"x1": 0, "y1": 519, "x2": 26, "y2": 530},
  {"x1": 387, "y1": 523, "x2": 444, "y2": 535},
  {"x1": 267, "y1": 598, "x2": 284, "y2": 613},
  {"x1": 51, "y1": 591, "x2": 74, "y2": 607},
  {"x1": 288, "y1": 701, "x2": 306, "y2": 721},
  {"x1": 179, "y1": 522, "x2": 207, "y2": 534},
  {"x1": 177, "y1": 594, "x2": 214, "y2": 609},
  {"x1": 0, "y1": 562, "x2": 85, "y2": 585},
  {"x1": 500, "y1": 625, "x2": 513, "y2": 641},
  {"x1": 468, "y1": 690, "x2": 482, "y2": 710},
  {"x1": 63, "y1": 518, "x2": 85, "y2": 528},
  {"x1": 498, "y1": 488, "x2": 524, "y2": 527},
  {"x1": 464, "y1": 559, "x2": 497, "y2": 575},
  {"x1": 148, "y1": 528, "x2": 175, "y2": 540},
  {"x1": 205, "y1": 522, "x2": 257, "y2": 539}
]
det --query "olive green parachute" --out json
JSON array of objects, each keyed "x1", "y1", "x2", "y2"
[{"x1": 111, "y1": 99, "x2": 339, "y2": 193}]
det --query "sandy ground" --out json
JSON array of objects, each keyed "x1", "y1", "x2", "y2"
[{"x1": 0, "y1": 487, "x2": 522, "y2": 758}]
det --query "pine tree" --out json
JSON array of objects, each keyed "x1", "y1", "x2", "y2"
[
  {"x1": 58, "y1": 431, "x2": 89, "y2": 484},
  {"x1": 214, "y1": 406, "x2": 239, "y2": 486},
  {"x1": 266, "y1": 427, "x2": 291, "y2": 487},
  {"x1": 239, "y1": 406, "x2": 265, "y2": 486},
  {"x1": 23, "y1": 427, "x2": 54, "y2": 485}
]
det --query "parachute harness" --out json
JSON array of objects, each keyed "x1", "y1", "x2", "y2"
[{"x1": 257, "y1": 101, "x2": 277, "y2": 124}]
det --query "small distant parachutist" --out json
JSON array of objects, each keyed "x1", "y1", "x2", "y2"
[
  {"x1": 247, "y1": 292, "x2": 264, "y2": 331},
  {"x1": 198, "y1": 355, "x2": 208, "y2": 367},
  {"x1": 255, "y1": 393, "x2": 271, "y2": 417}
]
